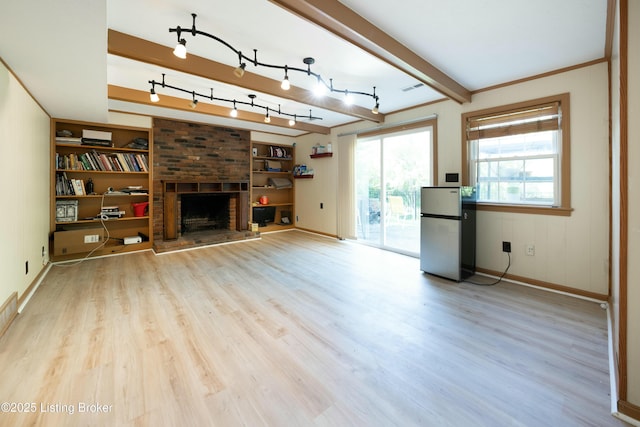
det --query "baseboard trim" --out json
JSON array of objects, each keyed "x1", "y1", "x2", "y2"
[
  {"x1": 616, "y1": 400, "x2": 640, "y2": 426},
  {"x1": 475, "y1": 267, "x2": 608, "y2": 301},
  {"x1": 0, "y1": 292, "x2": 18, "y2": 339},
  {"x1": 18, "y1": 263, "x2": 52, "y2": 313},
  {"x1": 294, "y1": 227, "x2": 338, "y2": 239}
]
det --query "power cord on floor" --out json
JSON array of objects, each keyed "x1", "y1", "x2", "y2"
[{"x1": 463, "y1": 252, "x2": 511, "y2": 286}]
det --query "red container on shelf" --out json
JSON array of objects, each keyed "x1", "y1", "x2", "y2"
[
  {"x1": 259, "y1": 195, "x2": 269, "y2": 205},
  {"x1": 132, "y1": 202, "x2": 149, "y2": 217}
]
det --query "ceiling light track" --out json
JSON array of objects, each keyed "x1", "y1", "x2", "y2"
[
  {"x1": 169, "y1": 13, "x2": 380, "y2": 114},
  {"x1": 149, "y1": 74, "x2": 322, "y2": 125}
]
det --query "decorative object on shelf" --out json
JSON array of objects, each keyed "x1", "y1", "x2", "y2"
[
  {"x1": 56, "y1": 200, "x2": 78, "y2": 222},
  {"x1": 85, "y1": 178, "x2": 94, "y2": 195},
  {"x1": 269, "y1": 146, "x2": 290, "y2": 158},
  {"x1": 259, "y1": 195, "x2": 269, "y2": 205},
  {"x1": 169, "y1": 13, "x2": 381, "y2": 114},
  {"x1": 268, "y1": 177, "x2": 293, "y2": 189},
  {"x1": 148, "y1": 74, "x2": 322, "y2": 125},
  {"x1": 293, "y1": 164, "x2": 314, "y2": 178},
  {"x1": 132, "y1": 201, "x2": 149, "y2": 217},
  {"x1": 265, "y1": 160, "x2": 282, "y2": 172}
]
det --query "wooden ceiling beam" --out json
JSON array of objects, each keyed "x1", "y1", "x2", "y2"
[
  {"x1": 269, "y1": 0, "x2": 472, "y2": 104},
  {"x1": 108, "y1": 85, "x2": 331, "y2": 135},
  {"x1": 108, "y1": 30, "x2": 383, "y2": 123}
]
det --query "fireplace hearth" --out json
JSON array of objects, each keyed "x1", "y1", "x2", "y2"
[{"x1": 154, "y1": 180, "x2": 257, "y2": 253}]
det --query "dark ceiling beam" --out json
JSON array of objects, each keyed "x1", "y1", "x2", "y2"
[
  {"x1": 269, "y1": 0, "x2": 472, "y2": 104},
  {"x1": 108, "y1": 30, "x2": 383, "y2": 123},
  {"x1": 108, "y1": 85, "x2": 331, "y2": 135}
]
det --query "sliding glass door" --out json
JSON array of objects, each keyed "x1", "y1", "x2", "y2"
[{"x1": 355, "y1": 125, "x2": 434, "y2": 256}]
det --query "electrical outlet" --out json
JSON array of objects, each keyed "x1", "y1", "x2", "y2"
[
  {"x1": 526, "y1": 244, "x2": 535, "y2": 256},
  {"x1": 502, "y1": 241, "x2": 511, "y2": 253}
]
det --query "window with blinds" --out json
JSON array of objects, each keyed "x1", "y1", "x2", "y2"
[{"x1": 463, "y1": 94, "x2": 570, "y2": 210}]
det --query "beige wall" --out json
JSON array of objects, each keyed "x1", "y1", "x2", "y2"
[
  {"x1": 625, "y1": 0, "x2": 640, "y2": 407},
  {"x1": 0, "y1": 60, "x2": 50, "y2": 307},
  {"x1": 296, "y1": 63, "x2": 610, "y2": 296}
]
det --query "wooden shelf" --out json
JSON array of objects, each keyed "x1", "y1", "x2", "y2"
[
  {"x1": 293, "y1": 175, "x2": 314, "y2": 179},
  {"x1": 252, "y1": 202, "x2": 293, "y2": 207},
  {"x1": 51, "y1": 118, "x2": 153, "y2": 261},
  {"x1": 56, "y1": 216, "x2": 150, "y2": 226},
  {"x1": 310, "y1": 152, "x2": 333, "y2": 158},
  {"x1": 56, "y1": 169, "x2": 148, "y2": 175},
  {"x1": 253, "y1": 156, "x2": 293, "y2": 161},
  {"x1": 56, "y1": 143, "x2": 149, "y2": 153},
  {"x1": 250, "y1": 141, "x2": 295, "y2": 228}
]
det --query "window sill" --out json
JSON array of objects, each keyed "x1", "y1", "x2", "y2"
[{"x1": 476, "y1": 203, "x2": 573, "y2": 216}]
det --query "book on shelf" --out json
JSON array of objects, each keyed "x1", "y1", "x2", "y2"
[
  {"x1": 56, "y1": 137, "x2": 82, "y2": 145},
  {"x1": 71, "y1": 179, "x2": 85, "y2": 196}
]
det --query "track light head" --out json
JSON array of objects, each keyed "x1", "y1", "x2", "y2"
[
  {"x1": 281, "y1": 66, "x2": 290, "y2": 90},
  {"x1": 289, "y1": 116, "x2": 296, "y2": 126},
  {"x1": 234, "y1": 63, "x2": 246, "y2": 78},
  {"x1": 150, "y1": 88, "x2": 159, "y2": 103},
  {"x1": 174, "y1": 39, "x2": 187, "y2": 59},
  {"x1": 314, "y1": 76, "x2": 326, "y2": 97},
  {"x1": 281, "y1": 76, "x2": 290, "y2": 90},
  {"x1": 230, "y1": 101, "x2": 238, "y2": 117},
  {"x1": 344, "y1": 90, "x2": 353, "y2": 105},
  {"x1": 372, "y1": 103, "x2": 379, "y2": 114},
  {"x1": 190, "y1": 99, "x2": 198, "y2": 109},
  {"x1": 264, "y1": 108, "x2": 271, "y2": 123}
]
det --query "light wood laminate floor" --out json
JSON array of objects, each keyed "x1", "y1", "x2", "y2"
[{"x1": 0, "y1": 230, "x2": 626, "y2": 426}]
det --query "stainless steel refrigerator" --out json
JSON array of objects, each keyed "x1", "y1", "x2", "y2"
[{"x1": 420, "y1": 186, "x2": 476, "y2": 281}]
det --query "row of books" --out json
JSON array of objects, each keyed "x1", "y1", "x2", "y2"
[
  {"x1": 56, "y1": 172, "x2": 88, "y2": 196},
  {"x1": 55, "y1": 150, "x2": 149, "y2": 172}
]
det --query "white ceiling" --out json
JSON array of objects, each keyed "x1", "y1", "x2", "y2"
[{"x1": 0, "y1": 0, "x2": 608, "y2": 136}]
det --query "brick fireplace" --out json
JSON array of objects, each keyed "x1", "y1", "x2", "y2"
[{"x1": 152, "y1": 118, "x2": 257, "y2": 252}]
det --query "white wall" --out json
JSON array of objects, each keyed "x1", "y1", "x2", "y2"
[
  {"x1": 0, "y1": 60, "x2": 50, "y2": 307},
  {"x1": 296, "y1": 63, "x2": 610, "y2": 296},
  {"x1": 294, "y1": 133, "x2": 337, "y2": 232}
]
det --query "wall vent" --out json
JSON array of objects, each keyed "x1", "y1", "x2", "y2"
[{"x1": 0, "y1": 292, "x2": 18, "y2": 339}]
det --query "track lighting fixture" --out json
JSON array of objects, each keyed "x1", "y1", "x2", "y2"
[
  {"x1": 169, "y1": 13, "x2": 381, "y2": 111},
  {"x1": 289, "y1": 115, "x2": 296, "y2": 127},
  {"x1": 148, "y1": 74, "x2": 322, "y2": 124}
]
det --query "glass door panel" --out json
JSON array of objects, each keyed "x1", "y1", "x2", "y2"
[{"x1": 356, "y1": 128, "x2": 432, "y2": 256}]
